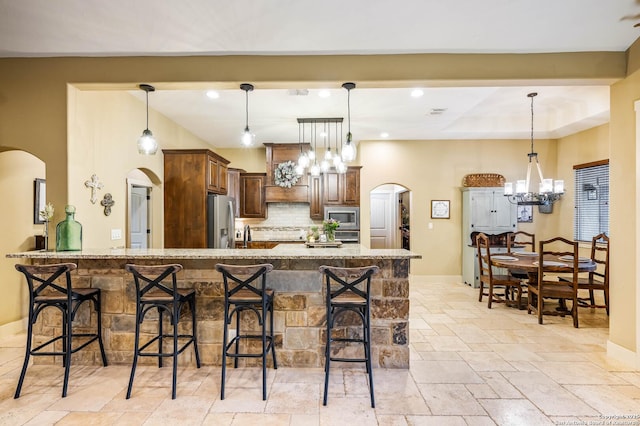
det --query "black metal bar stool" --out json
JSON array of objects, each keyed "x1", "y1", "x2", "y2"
[
  {"x1": 124, "y1": 263, "x2": 200, "y2": 399},
  {"x1": 14, "y1": 262, "x2": 108, "y2": 398},
  {"x1": 215, "y1": 263, "x2": 277, "y2": 400},
  {"x1": 319, "y1": 265, "x2": 379, "y2": 408}
]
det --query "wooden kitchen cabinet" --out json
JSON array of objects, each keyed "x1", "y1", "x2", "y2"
[
  {"x1": 162, "y1": 149, "x2": 231, "y2": 248},
  {"x1": 240, "y1": 172, "x2": 267, "y2": 218},
  {"x1": 227, "y1": 167, "x2": 245, "y2": 218},
  {"x1": 322, "y1": 166, "x2": 361, "y2": 206},
  {"x1": 308, "y1": 174, "x2": 323, "y2": 220},
  {"x1": 264, "y1": 143, "x2": 311, "y2": 203}
]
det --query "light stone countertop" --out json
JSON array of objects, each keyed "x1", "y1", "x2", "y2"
[{"x1": 6, "y1": 245, "x2": 421, "y2": 260}]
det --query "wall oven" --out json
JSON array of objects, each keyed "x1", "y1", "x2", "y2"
[
  {"x1": 324, "y1": 206, "x2": 360, "y2": 230},
  {"x1": 335, "y1": 230, "x2": 360, "y2": 244}
]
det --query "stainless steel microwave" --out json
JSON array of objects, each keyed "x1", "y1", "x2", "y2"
[{"x1": 324, "y1": 206, "x2": 360, "y2": 230}]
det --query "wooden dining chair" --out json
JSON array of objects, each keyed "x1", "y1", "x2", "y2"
[
  {"x1": 507, "y1": 231, "x2": 536, "y2": 279},
  {"x1": 527, "y1": 237, "x2": 580, "y2": 327},
  {"x1": 476, "y1": 233, "x2": 523, "y2": 309},
  {"x1": 559, "y1": 233, "x2": 609, "y2": 315}
]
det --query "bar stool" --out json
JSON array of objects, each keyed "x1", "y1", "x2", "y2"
[
  {"x1": 215, "y1": 263, "x2": 277, "y2": 400},
  {"x1": 14, "y1": 263, "x2": 108, "y2": 398},
  {"x1": 124, "y1": 263, "x2": 200, "y2": 399},
  {"x1": 319, "y1": 265, "x2": 379, "y2": 408}
]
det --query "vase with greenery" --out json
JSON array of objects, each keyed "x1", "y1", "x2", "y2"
[
  {"x1": 322, "y1": 219, "x2": 340, "y2": 242},
  {"x1": 39, "y1": 202, "x2": 54, "y2": 251}
]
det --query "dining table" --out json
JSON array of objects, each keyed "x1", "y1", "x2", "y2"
[
  {"x1": 490, "y1": 251, "x2": 597, "y2": 277},
  {"x1": 489, "y1": 251, "x2": 597, "y2": 310}
]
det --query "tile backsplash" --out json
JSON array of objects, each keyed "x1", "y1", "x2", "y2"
[{"x1": 235, "y1": 203, "x2": 321, "y2": 240}]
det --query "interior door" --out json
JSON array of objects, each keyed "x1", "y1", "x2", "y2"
[
  {"x1": 130, "y1": 186, "x2": 148, "y2": 248},
  {"x1": 370, "y1": 192, "x2": 393, "y2": 248}
]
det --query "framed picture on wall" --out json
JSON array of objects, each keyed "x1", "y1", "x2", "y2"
[
  {"x1": 431, "y1": 200, "x2": 450, "y2": 219},
  {"x1": 34, "y1": 178, "x2": 46, "y2": 224},
  {"x1": 517, "y1": 205, "x2": 533, "y2": 223}
]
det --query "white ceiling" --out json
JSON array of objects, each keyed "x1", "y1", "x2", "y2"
[{"x1": 1, "y1": 0, "x2": 638, "y2": 147}]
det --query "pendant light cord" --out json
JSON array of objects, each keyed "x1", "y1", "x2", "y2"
[
  {"x1": 347, "y1": 88, "x2": 351, "y2": 134},
  {"x1": 145, "y1": 90, "x2": 149, "y2": 131},
  {"x1": 245, "y1": 90, "x2": 249, "y2": 130},
  {"x1": 530, "y1": 93, "x2": 534, "y2": 155}
]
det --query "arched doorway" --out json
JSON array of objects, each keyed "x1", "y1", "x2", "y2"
[
  {"x1": 369, "y1": 184, "x2": 410, "y2": 249},
  {"x1": 126, "y1": 168, "x2": 160, "y2": 249}
]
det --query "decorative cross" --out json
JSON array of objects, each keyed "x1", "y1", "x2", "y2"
[
  {"x1": 84, "y1": 174, "x2": 104, "y2": 204},
  {"x1": 101, "y1": 193, "x2": 115, "y2": 216}
]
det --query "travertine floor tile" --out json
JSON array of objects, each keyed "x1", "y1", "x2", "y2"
[
  {"x1": 418, "y1": 383, "x2": 486, "y2": 415},
  {"x1": 502, "y1": 371, "x2": 600, "y2": 416},
  {"x1": 0, "y1": 279, "x2": 631, "y2": 425}
]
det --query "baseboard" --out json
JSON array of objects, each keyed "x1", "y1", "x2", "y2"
[
  {"x1": 410, "y1": 275, "x2": 462, "y2": 284},
  {"x1": 0, "y1": 317, "x2": 26, "y2": 339},
  {"x1": 607, "y1": 339, "x2": 640, "y2": 370}
]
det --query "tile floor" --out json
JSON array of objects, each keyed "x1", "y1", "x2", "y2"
[{"x1": 0, "y1": 277, "x2": 637, "y2": 426}]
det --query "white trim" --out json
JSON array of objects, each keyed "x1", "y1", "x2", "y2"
[
  {"x1": 607, "y1": 339, "x2": 640, "y2": 370},
  {"x1": 127, "y1": 177, "x2": 152, "y2": 249},
  {"x1": 0, "y1": 317, "x2": 26, "y2": 339},
  {"x1": 634, "y1": 99, "x2": 640, "y2": 367}
]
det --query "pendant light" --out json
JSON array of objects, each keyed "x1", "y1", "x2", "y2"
[
  {"x1": 137, "y1": 84, "x2": 158, "y2": 155},
  {"x1": 240, "y1": 83, "x2": 255, "y2": 147},
  {"x1": 297, "y1": 119, "x2": 310, "y2": 172},
  {"x1": 310, "y1": 121, "x2": 321, "y2": 177},
  {"x1": 503, "y1": 92, "x2": 564, "y2": 206},
  {"x1": 320, "y1": 122, "x2": 331, "y2": 172},
  {"x1": 341, "y1": 82, "x2": 357, "y2": 163}
]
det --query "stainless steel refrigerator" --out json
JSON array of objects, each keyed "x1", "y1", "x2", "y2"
[{"x1": 207, "y1": 194, "x2": 236, "y2": 248}]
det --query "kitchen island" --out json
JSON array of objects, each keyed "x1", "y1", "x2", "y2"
[{"x1": 7, "y1": 245, "x2": 420, "y2": 368}]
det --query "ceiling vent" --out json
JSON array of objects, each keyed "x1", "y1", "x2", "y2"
[
  {"x1": 429, "y1": 108, "x2": 448, "y2": 115},
  {"x1": 288, "y1": 89, "x2": 309, "y2": 96}
]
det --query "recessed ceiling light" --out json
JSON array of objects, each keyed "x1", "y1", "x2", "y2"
[
  {"x1": 380, "y1": 132, "x2": 389, "y2": 138},
  {"x1": 206, "y1": 90, "x2": 219, "y2": 99},
  {"x1": 411, "y1": 88, "x2": 424, "y2": 98},
  {"x1": 318, "y1": 90, "x2": 331, "y2": 98}
]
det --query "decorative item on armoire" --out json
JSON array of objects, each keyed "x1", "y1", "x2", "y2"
[
  {"x1": 84, "y1": 174, "x2": 104, "y2": 204},
  {"x1": 56, "y1": 205, "x2": 82, "y2": 251},
  {"x1": 101, "y1": 193, "x2": 115, "y2": 216}
]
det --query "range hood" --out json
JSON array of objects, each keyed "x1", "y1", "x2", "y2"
[{"x1": 264, "y1": 143, "x2": 310, "y2": 203}]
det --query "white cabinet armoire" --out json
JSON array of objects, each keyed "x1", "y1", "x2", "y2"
[{"x1": 461, "y1": 186, "x2": 518, "y2": 287}]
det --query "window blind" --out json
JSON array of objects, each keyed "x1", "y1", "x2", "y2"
[{"x1": 574, "y1": 162, "x2": 609, "y2": 242}]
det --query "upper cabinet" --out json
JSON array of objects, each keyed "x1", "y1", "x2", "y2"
[
  {"x1": 308, "y1": 166, "x2": 361, "y2": 220},
  {"x1": 162, "y1": 149, "x2": 231, "y2": 248},
  {"x1": 264, "y1": 143, "x2": 311, "y2": 203},
  {"x1": 323, "y1": 166, "x2": 361, "y2": 206},
  {"x1": 308, "y1": 174, "x2": 323, "y2": 220},
  {"x1": 461, "y1": 187, "x2": 517, "y2": 239},
  {"x1": 227, "y1": 167, "x2": 246, "y2": 218},
  {"x1": 240, "y1": 172, "x2": 267, "y2": 218}
]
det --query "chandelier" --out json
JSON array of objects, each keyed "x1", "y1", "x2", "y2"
[
  {"x1": 296, "y1": 118, "x2": 347, "y2": 176},
  {"x1": 504, "y1": 92, "x2": 564, "y2": 206}
]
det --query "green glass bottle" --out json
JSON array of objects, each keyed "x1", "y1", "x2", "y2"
[{"x1": 56, "y1": 205, "x2": 82, "y2": 251}]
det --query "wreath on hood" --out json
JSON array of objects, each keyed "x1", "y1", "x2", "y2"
[{"x1": 274, "y1": 161, "x2": 300, "y2": 188}]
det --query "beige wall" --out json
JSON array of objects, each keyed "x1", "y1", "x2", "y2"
[
  {"x1": 67, "y1": 88, "x2": 213, "y2": 249},
  {"x1": 0, "y1": 151, "x2": 44, "y2": 332},
  {"x1": 609, "y1": 68, "x2": 640, "y2": 355},
  {"x1": 0, "y1": 51, "x2": 633, "y2": 362},
  {"x1": 357, "y1": 138, "x2": 562, "y2": 275}
]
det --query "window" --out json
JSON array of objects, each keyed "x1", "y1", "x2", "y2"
[{"x1": 574, "y1": 160, "x2": 609, "y2": 242}]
